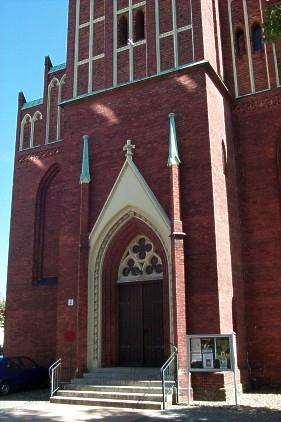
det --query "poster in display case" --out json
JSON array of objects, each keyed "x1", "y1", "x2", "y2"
[
  {"x1": 187, "y1": 334, "x2": 234, "y2": 372},
  {"x1": 187, "y1": 334, "x2": 238, "y2": 406}
]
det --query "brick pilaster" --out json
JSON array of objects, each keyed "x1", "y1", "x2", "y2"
[
  {"x1": 75, "y1": 182, "x2": 89, "y2": 376},
  {"x1": 169, "y1": 163, "x2": 189, "y2": 401}
]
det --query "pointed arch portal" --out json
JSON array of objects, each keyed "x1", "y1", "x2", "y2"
[
  {"x1": 87, "y1": 144, "x2": 172, "y2": 370},
  {"x1": 101, "y1": 217, "x2": 169, "y2": 367}
]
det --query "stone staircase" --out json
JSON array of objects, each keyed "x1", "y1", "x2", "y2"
[{"x1": 50, "y1": 367, "x2": 173, "y2": 410}]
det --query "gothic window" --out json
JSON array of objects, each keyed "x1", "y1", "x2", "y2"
[
  {"x1": 33, "y1": 164, "x2": 61, "y2": 285},
  {"x1": 46, "y1": 75, "x2": 65, "y2": 143},
  {"x1": 134, "y1": 10, "x2": 145, "y2": 42},
  {"x1": 46, "y1": 78, "x2": 59, "y2": 143},
  {"x1": 19, "y1": 114, "x2": 32, "y2": 150},
  {"x1": 118, "y1": 15, "x2": 128, "y2": 47},
  {"x1": 252, "y1": 23, "x2": 263, "y2": 51},
  {"x1": 118, "y1": 236, "x2": 163, "y2": 282},
  {"x1": 32, "y1": 111, "x2": 43, "y2": 148},
  {"x1": 235, "y1": 28, "x2": 246, "y2": 57}
]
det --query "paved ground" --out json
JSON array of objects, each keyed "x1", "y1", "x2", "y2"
[{"x1": 0, "y1": 389, "x2": 281, "y2": 421}]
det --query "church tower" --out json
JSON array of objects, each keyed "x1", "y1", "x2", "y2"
[{"x1": 5, "y1": 0, "x2": 281, "y2": 401}]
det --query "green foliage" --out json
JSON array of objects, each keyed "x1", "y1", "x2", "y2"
[
  {"x1": 263, "y1": 3, "x2": 281, "y2": 43},
  {"x1": 0, "y1": 299, "x2": 5, "y2": 328}
]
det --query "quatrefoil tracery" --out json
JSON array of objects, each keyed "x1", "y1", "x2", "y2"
[{"x1": 118, "y1": 236, "x2": 163, "y2": 282}]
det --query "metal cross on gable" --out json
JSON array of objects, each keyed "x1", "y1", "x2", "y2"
[{"x1": 123, "y1": 139, "x2": 135, "y2": 159}]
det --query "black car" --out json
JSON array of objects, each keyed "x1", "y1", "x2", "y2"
[{"x1": 0, "y1": 356, "x2": 49, "y2": 395}]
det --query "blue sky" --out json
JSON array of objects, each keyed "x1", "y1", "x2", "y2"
[{"x1": 0, "y1": 1, "x2": 68, "y2": 299}]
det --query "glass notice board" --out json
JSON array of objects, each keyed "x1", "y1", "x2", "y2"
[{"x1": 187, "y1": 334, "x2": 235, "y2": 372}]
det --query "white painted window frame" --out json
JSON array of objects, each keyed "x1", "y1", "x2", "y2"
[
  {"x1": 228, "y1": 0, "x2": 270, "y2": 98},
  {"x1": 19, "y1": 111, "x2": 43, "y2": 151},
  {"x1": 19, "y1": 114, "x2": 32, "y2": 151},
  {"x1": 113, "y1": 0, "x2": 147, "y2": 86},
  {"x1": 31, "y1": 111, "x2": 43, "y2": 148},
  {"x1": 46, "y1": 75, "x2": 65, "y2": 144},
  {"x1": 272, "y1": 43, "x2": 281, "y2": 87},
  {"x1": 155, "y1": 0, "x2": 194, "y2": 74},
  {"x1": 73, "y1": 0, "x2": 105, "y2": 96}
]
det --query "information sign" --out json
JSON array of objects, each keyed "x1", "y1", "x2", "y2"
[{"x1": 186, "y1": 333, "x2": 238, "y2": 406}]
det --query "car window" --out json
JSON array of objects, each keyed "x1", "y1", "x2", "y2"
[
  {"x1": 6, "y1": 358, "x2": 21, "y2": 369},
  {"x1": 20, "y1": 357, "x2": 38, "y2": 368}
]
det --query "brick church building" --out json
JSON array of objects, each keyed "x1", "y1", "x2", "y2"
[{"x1": 5, "y1": 0, "x2": 281, "y2": 399}]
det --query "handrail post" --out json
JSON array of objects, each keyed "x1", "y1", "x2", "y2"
[
  {"x1": 51, "y1": 370, "x2": 54, "y2": 397},
  {"x1": 161, "y1": 370, "x2": 166, "y2": 410},
  {"x1": 176, "y1": 350, "x2": 179, "y2": 404},
  {"x1": 160, "y1": 346, "x2": 179, "y2": 410},
  {"x1": 49, "y1": 358, "x2": 62, "y2": 397}
]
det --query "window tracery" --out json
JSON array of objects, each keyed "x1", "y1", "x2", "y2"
[{"x1": 118, "y1": 236, "x2": 163, "y2": 282}]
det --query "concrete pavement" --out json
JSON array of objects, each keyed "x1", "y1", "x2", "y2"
[{"x1": 0, "y1": 389, "x2": 281, "y2": 421}]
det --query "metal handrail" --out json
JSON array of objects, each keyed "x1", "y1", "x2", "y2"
[
  {"x1": 49, "y1": 358, "x2": 62, "y2": 397},
  {"x1": 160, "y1": 345, "x2": 179, "y2": 410}
]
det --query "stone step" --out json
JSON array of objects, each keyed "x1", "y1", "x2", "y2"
[
  {"x1": 50, "y1": 395, "x2": 162, "y2": 410},
  {"x1": 64, "y1": 384, "x2": 164, "y2": 394},
  {"x1": 71, "y1": 378, "x2": 163, "y2": 386},
  {"x1": 87, "y1": 367, "x2": 159, "y2": 374},
  {"x1": 57, "y1": 389, "x2": 163, "y2": 402},
  {"x1": 82, "y1": 374, "x2": 160, "y2": 381}
]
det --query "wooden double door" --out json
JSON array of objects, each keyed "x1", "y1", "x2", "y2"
[{"x1": 119, "y1": 280, "x2": 164, "y2": 367}]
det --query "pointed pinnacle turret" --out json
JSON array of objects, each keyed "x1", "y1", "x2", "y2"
[
  {"x1": 80, "y1": 135, "x2": 91, "y2": 183},
  {"x1": 167, "y1": 113, "x2": 181, "y2": 167}
]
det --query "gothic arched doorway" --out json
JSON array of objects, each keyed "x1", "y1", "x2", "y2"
[
  {"x1": 101, "y1": 217, "x2": 170, "y2": 368},
  {"x1": 118, "y1": 236, "x2": 164, "y2": 366}
]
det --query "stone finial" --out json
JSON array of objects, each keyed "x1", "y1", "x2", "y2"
[
  {"x1": 123, "y1": 139, "x2": 135, "y2": 160},
  {"x1": 80, "y1": 135, "x2": 91, "y2": 184},
  {"x1": 167, "y1": 113, "x2": 181, "y2": 167}
]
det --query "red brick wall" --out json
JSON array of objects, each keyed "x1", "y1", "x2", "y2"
[
  {"x1": 233, "y1": 93, "x2": 281, "y2": 381},
  {"x1": 5, "y1": 152, "x2": 64, "y2": 366},
  {"x1": 218, "y1": 0, "x2": 281, "y2": 382}
]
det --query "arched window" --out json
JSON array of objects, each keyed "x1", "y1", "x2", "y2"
[
  {"x1": 32, "y1": 111, "x2": 43, "y2": 147},
  {"x1": 235, "y1": 28, "x2": 246, "y2": 57},
  {"x1": 134, "y1": 10, "x2": 145, "y2": 42},
  {"x1": 33, "y1": 164, "x2": 61, "y2": 284},
  {"x1": 252, "y1": 23, "x2": 263, "y2": 51},
  {"x1": 118, "y1": 15, "x2": 128, "y2": 47},
  {"x1": 19, "y1": 114, "x2": 32, "y2": 150}
]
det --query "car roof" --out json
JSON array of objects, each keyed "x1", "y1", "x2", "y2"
[{"x1": 0, "y1": 356, "x2": 34, "y2": 360}]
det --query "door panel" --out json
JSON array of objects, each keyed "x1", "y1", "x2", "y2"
[
  {"x1": 119, "y1": 284, "x2": 143, "y2": 366},
  {"x1": 143, "y1": 281, "x2": 163, "y2": 366},
  {"x1": 118, "y1": 280, "x2": 163, "y2": 366}
]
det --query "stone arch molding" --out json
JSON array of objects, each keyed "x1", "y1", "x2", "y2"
[{"x1": 87, "y1": 156, "x2": 172, "y2": 370}]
